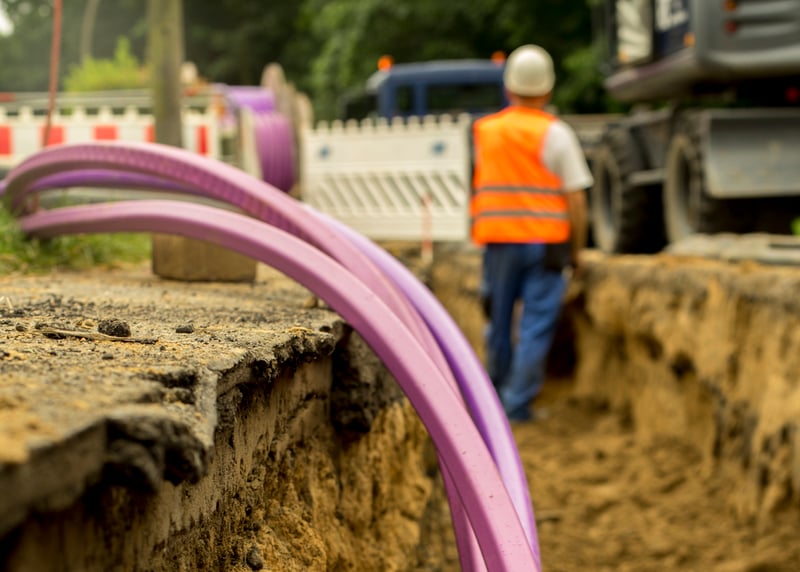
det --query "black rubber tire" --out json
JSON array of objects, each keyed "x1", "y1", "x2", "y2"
[
  {"x1": 590, "y1": 127, "x2": 665, "y2": 254},
  {"x1": 663, "y1": 115, "x2": 752, "y2": 243}
]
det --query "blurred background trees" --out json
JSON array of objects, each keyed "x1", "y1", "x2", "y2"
[{"x1": 0, "y1": 0, "x2": 612, "y2": 115}]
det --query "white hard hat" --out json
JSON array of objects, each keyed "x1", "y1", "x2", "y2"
[{"x1": 503, "y1": 45, "x2": 555, "y2": 97}]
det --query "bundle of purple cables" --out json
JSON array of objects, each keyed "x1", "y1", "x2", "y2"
[{"x1": 1, "y1": 139, "x2": 542, "y2": 572}]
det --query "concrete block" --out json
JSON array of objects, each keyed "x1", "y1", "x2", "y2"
[{"x1": 151, "y1": 234, "x2": 257, "y2": 282}]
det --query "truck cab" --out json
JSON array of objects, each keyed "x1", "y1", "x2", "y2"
[
  {"x1": 339, "y1": 58, "x2": 508, "y2": 121},
  {"x1": 603, "y1": 0, "x2": 800, "y2": 103}
]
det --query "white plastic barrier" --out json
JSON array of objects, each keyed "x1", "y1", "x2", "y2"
[
  {"x1": 301, "y1": 114, "x2": 473, "y2": 242},
  {"x1": 0, "y1": 106, "x2": 220, "y2": 170}
]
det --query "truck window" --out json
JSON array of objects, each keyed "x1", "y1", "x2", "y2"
[
  {"x1": 340, "y1": 59, "x2": 507, "y2": 120},
  {"x1": 616, "y1": 0, "x2": 653, "y2": 65},
  {"x1": 341, "y1": 91, "x2": 378, "y2": 121},
  {"x1": 395, "y1": 85, "x2": 414, "y2": 115},
  {"x1": 425, "y1": 83, "x2": 505, "y2": 117}
]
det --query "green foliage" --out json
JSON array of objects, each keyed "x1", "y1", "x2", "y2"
[
  {"x1": 303, "y1": 0, "x2": 598, "y2": 118},
  {"x1": 0, "y1": 0, "x2": 146, "y2": 91},
  {"x1": 183, "y1": 0, "x2": 310, "y2": 88},
  {"x1": 0, "y1": 0, "x2": 610, "y2": 112},
  {"x1": 64, "y1": 37, "x2": 148, "y2": 92},
  {"x1": 553, "y1": 44, "x2": 626, "y2": 114},
  {"x1": 0, "y1": 205, "x2": 151, "y2": 274}
]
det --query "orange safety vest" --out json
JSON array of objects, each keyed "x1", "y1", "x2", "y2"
[{"x1": 470, "y1": 107, "x2": 570, "y2": 245}]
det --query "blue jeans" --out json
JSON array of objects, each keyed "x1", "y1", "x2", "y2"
[{"x1": 483, "y1": 243, "x2": 566, "y2": 421}]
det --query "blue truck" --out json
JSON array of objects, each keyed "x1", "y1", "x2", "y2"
[{"x1": 339, "y1": 58, "x2": 508, "y2": 121}]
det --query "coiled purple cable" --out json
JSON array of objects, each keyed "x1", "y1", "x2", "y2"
[
  {"x1": 13, "y1": 165, "x2": 504, "y2": 570},
  {"x1": 3, "y1": 143, "x2": 452, "y2": 384},
  {"x1": 18, "y1": 199, "x2": 536, "y2": 571},
  {"x1": 224, "y1": 85, "x2": 296, "y2": 192},
  {"x1": 2, "y1": 142, "x2": 541, "y2": 570}
]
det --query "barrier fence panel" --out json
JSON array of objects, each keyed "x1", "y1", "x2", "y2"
[
  {"x1": 0, "y1": 106, "x2": 220, "y2": 171},
  {"x1": 301, "y1": 115, "x2": 473, "y2": 242}
]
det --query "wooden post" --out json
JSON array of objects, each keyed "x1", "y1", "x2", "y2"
[
  {"x1": 148, "y1": 0, "x2": 183, "y2": 148},
  {"x1": 148, "y1": 0, "x2": 256, "y2": 282}
]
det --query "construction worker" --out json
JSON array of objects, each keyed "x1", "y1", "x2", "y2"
[{"x1": 471, "y1": 44, "x2": 592, "y2": 422}]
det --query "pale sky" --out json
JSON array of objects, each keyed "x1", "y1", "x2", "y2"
[{"x1": 0, "y1": 7, "x2": 11, "y2": 36}]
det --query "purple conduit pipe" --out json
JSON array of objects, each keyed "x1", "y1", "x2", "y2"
[
  {"x1": 3, "y1": 156, "x2": 488, "y2": 570},
  {"x1": 315, "y1": 209, "x2": 541, "y2": 568},
  {"x1": 18, "y1": 200, "x2": 537, "y2": 571},
  {"x1": 224, "y1": 85, "x2": 296, "y2": 192},
  {"x1": 223, "y1": 85, "x2": 276, "y2": 113},
  {"x1": 3, "y1": 146, "x2": 540, "y2": 569},
  {"x1": 28, "y1": 169, "x2": 198, "y2": 195},
  {"x1": 253, "y1": 112, "x2": 296, "y2": 193},
  {"x1": 2, "y1": 143, "x2": 452, "y2": 385}
]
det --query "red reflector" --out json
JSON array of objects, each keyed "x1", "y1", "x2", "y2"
[
  {"x1": 725, "y1": 20, "x2": 738, "y2": 33},
  {"x1": 787, "y1": 87, "x2": 800, "y2": 104},
  {"x1": 0, "y1": 126, "x2": 11, "y2": 155},
  {"x1": 94, "y1": 125, "x2": 118, "y2": 140}
]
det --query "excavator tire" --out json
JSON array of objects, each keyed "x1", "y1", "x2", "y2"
[
  {"x1": 663, "y1": 114, "x2": 752, "y2": 243},
  {"x1": 590, "y1": 126, "x2": 665, "y2": 254}
]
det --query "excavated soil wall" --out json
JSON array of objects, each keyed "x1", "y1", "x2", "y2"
[
  {"x1": 5, "y1": 243, "x2": 800, "y2": 571},
  {"x1": 432, "y1": 244, "x2": 800, "y2": 523},
  {"x1": 572, "y1": 252, "x2": 800, "y2": 522},
  {"x1": 0, "y1": 267, "x2": 455, "y2": 572}
]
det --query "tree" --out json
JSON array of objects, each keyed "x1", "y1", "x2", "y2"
[
  {"x1": 0, "y1": 0, "x2": 607, "y2": 115},
  {"x1": 64, "y1": 37, "x2": 148, "y2": 92},
  {"x1": 0, "y1": 0, "x2": 145, "y2": 91},
  {"x1": 182, "y1": 0, "x2": 314, "y2": 88},
  {"x1": 303, "y1": 0, "x2": 600, "y2": 118}
]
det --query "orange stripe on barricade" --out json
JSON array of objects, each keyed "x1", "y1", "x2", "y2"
[
  {"x1": 196, "y1": 125, "x2": 208, "y2": 155},
  {"x1": 0, "y1": 126, "x2": 11, "y2": 155},
  {"x1": 94, "y1": 125, "x2": 118, "y2": 140},
  {"x1": 40, "y1": 125, "x2": 65, "y2": 146}
]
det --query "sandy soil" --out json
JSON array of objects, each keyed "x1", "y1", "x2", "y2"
[
  {"x1": 515, "y1": 379, "x2": 800, "y2": 572},
  {"x1": 3, "y1": 254, "x2": 800, "y2": 571}
]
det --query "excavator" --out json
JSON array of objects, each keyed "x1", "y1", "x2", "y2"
[{"x1": 590, "y1": 0, "x2": 800, "y2": 253}]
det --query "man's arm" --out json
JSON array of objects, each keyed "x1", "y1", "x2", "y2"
[
  {"x1": 565, "y1": 189, "x2": 588, "y2": 273},
  {"x1": 543, "y1": 121, "x2": 593, "y2": 273}
]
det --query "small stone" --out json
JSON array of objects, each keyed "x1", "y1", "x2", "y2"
[
  {"x1": 98, "y1": 319, "x2": 131, "y2": 338},
  {"x1": 102, "y1": 353, "x2": 114, "y2": 360},
  {"x1": 176, "y1": 324, "x2": 194, "y2": 334},
  {"x1": 15, "y1": 324, "x2": 26, "y2": 332},
  {"x1": 245, "y1": 546, "x2": 264, "y2": 570}
]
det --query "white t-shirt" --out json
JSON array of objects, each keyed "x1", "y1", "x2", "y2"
[{"x1": 541, "y1": 119, "x2": 594, "y2": 192}]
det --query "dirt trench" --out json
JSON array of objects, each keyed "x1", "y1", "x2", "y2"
[
  {"x1": 3, "y1": 244, "x2": 800, "y2": 571},
  {"x1": 0, "y1": 265, "x2": 456, "y2": 571},
  {"x1": 432, "y1": 245, "x2": 800, "y2": 572}
]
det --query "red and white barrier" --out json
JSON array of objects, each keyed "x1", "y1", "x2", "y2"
[{"x1": 0, "y1": 106, "x2": 220, "y2": 170}]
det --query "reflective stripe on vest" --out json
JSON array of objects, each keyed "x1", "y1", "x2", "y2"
[{"x1": 470, "y1": 107, "x2": 569, "y2": 244}]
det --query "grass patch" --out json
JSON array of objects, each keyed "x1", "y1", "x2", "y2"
[{"x1": 0, "y1": 205, "x2": 151, "y2": 273}]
